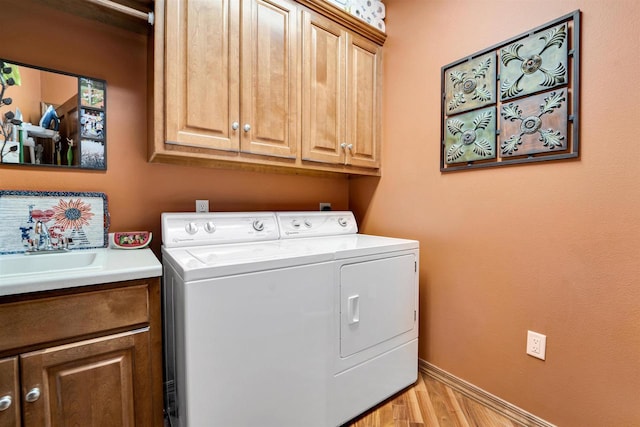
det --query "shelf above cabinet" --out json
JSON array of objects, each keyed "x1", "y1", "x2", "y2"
[{"x1": 31, "y1": 0, "x2": 154, "y2": 34}]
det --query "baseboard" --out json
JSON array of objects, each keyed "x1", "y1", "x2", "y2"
[{"x1": 419, "y1": 359, "x2": 556, "y2": 427}]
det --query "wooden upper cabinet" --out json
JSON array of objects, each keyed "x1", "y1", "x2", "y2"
[
  {"x1": 165, "y1": 0, "x2": 240, "y2": 151},
  {"x1": 241, "y1": 0, "x2": 299, "y2": 158},
  {"x1": 301, "y1": 10, "x2": 382, "y2": 169},
  {"x1": 346, "y1": 33, "x2": 382, "y2": 169},
  {"x1": 151, "y1": 0, "x2": 385, "y2": 175},
  {"x1": 163, "y1": 0, "x2": 298, "y2": 157},
  {"x1": 301, "y1": 11, "x2": 346, "y2": 165}
]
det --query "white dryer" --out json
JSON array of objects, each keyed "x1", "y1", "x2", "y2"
[
  {"x1": 277, "y1": 212, "x2": 419, "y2": 425},
  {"x1": 161, "y1": 211, "x2": 418, "y2": 427}
]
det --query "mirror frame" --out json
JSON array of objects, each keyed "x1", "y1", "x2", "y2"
[{"x1": 0, "y1": 58, "x2": 107, "y2": 170}]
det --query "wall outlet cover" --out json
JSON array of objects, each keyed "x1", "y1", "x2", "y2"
[
  {"x1": 196, "y1": 200, "x2": 209, "y2": 212},
  {"x1": 526, "y1": 330, "x2": 546, "y2": 360}
]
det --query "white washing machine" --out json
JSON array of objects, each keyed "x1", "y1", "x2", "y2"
[{"x1": 161, "y1": 211, "x2": 418, "y2": 427}]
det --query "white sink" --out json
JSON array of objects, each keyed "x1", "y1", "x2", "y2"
[
  {"x1": 0, "y1": 251, "x2": 102, "y2": 277},
  {"x1": 0, "y1": 248, "x2": 161, "y2": 297}
]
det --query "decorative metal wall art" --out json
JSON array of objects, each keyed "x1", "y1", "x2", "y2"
[{"x1": 441, "y1": 11, "x2": 580, "y2": 172}]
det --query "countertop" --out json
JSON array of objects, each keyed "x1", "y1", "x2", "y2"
[{"x1": 0, "y1": 247, "x2": 162, "y2": 296}]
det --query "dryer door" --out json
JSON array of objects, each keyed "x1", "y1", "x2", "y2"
[{"x1": 340, "y1": 254, "x2": 417, "y2": 358}]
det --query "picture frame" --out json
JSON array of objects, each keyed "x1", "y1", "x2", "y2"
[{"x1": 0, "y1": 190, "x2": 109, "y2": 254}]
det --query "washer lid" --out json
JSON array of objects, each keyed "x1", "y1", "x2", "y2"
[{"x1": 162, "y1": 239, "x2": 335, "y2": 281}]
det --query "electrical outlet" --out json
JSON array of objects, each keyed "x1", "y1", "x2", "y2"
[
  {"x1": 195, "y1": 200, "x2": 209, "y2": 212},
  {"x1": 319, "y1": 202, "x2": 332, "y2": 211},
  {"x1": 526, "y1": 330, "x2": 546, "y2": 360}
]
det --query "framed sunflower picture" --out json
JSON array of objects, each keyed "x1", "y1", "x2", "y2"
[
  {"x1": 0, "y1": 190, "x2": 109, "y2": 254},
  {"x1": 440, "y1": 10, "x2": 580, "y2": 172}
]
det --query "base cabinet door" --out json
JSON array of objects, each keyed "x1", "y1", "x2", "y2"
[
  {"x1": 20, "y1": 329, "x2": 152, "y2": 427},
  {"x1": 0, "y1": 357, "x2": 20, "y2": 427}
]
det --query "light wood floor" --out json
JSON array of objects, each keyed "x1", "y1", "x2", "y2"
[{"x1": 343, "y1": 371, "x2": 522, "y2": 427}]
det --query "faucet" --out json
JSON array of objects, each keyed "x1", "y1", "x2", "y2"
[{"x1": 35, "y1": 221, "x2": 54, "y2": 251}]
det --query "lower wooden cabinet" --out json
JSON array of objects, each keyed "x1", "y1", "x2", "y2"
[
  {"x1": 0, "y1": 358, "x2": 20, "y2": 427},
  {"x1": 0, "y1": 278, "x2": 162, "y2": 427}
]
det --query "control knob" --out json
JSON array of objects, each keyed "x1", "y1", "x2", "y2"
[
  {"x1": 291, "y1": 219, "x2": 301, "y2": 228},
  {"x1": 253, "y1": 220, "x2": 265, "y2": 232},
  {"x1": 204, "y1": 222, "x2": 216, "y2": 233},
  {"x1": 185, "y1": 222, "x2": 198, "y2": 234},
  {"x1": 338, "y1": 217, "x2": 348, "y2": 227}
]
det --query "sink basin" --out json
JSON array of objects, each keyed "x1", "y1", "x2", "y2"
[
  {"x1": 0, "y1": 251, "x2": 102, "y2": 276},
  {"x1": 0, "y1": 247, "x2": 161, "y2": 297}
]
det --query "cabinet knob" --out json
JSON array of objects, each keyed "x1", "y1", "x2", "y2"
[
  {"x1": 0, "y1": 395, "x2": 12, "y2": 411},
  {"x1": 243, "y1": 124, "x2": 251, "y2": 132},
  {"x1": 346, "y1": 143, "x2": 353, "y2": 151},
  {"x1": 231, "y1": 121, "x2": 239, "y2": 131},
  {"x1": 25, "y1": 387, "x2": 40, "y2": 403},
  {"x1": 340, "y1": 142, "x2": 347, "y2": 150}
]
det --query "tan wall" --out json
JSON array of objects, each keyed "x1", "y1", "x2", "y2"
[
  {"x1": 351, "y1": 1, "x2": 640, "y2": 425},
  {"x1": 6, "y1": 65, "x2": 42, "y2": 125},
  {"x1": 40, "y1": 71, "x2": 78, "y2": 107},
  {"x1": 0, "y1": 0, "x2": 349, "y2": 255}
]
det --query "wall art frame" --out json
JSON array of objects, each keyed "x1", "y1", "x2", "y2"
[
  {"x1": 0, "y1": 190, "x2": 109, "y2": 254},
  {"x1": 440, "y1": 10, "x2": 580, "y2": 172}
]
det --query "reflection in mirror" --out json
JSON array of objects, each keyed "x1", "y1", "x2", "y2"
[{"x1": 0, "y1": 59, "x2": 106, "y2": 170}]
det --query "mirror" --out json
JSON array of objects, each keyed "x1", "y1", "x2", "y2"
[{"x1": 0, "y1": 59, "x2": 106, "y2": 170}]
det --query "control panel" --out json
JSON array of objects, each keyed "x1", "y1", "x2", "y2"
[
  {"x1": 161, "y1": 212, "x2": 279, "y2": 248},
  {"x1": 276, "y1": 211, "x2": 358, "y2": 238}
]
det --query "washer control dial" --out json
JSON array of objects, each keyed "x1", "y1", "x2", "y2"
[
  {"x1": 253, "y1": 220, "x2": 265, "y2": 232},
  {"x1": 185, "y1": 222, "x2": 198, "y2": 234},
  {"x1": 291, "y1": 219, "x2": 301, "y2": 228},
  {"x1": 338, "y1": 217, "x2": 348, "y2": 227},
  {"x1": 204, "y1": 222, "x2": 216, "y2": 233}
]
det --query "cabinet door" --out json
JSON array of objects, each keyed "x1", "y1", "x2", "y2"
[
  {"x1": 240, "y1": 0, "x2": 299, "y2": 158},
  {"x1": 21, "y1": 329, "x2": 152, "y2": 427},
  {"x1": 301, "y1": 11, "x2": 347, "y2": 165},
  {"x1": 165, "y1": 0, "x2": 240, "y2": 151},
  {"x1": 346, "y1": 33, "x2": 382, "y2": 169},
  {"x1": 0, "y1": 357, "x2": 20, "y2": 427}
]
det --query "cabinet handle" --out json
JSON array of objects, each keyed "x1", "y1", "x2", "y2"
[
  {"x1": 243, "y1": 124, "x2": 251, "y2": 132},
  {"x1": 25, "y1": 387, "x2": 40, "y2": 403},
  {"x1": 231, "y1": 121, "x2": 239, "y2": 131},
  {"x1": 340, "y1": 143, "x2": 351, "y2": 165},
  {"x1": 0, "y1": 395, "x2": 11, "y2": 411}
]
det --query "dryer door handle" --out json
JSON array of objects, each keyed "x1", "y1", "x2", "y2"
[{"x1": 347, "y1": 295, "x2": 360, "y2": 325}]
